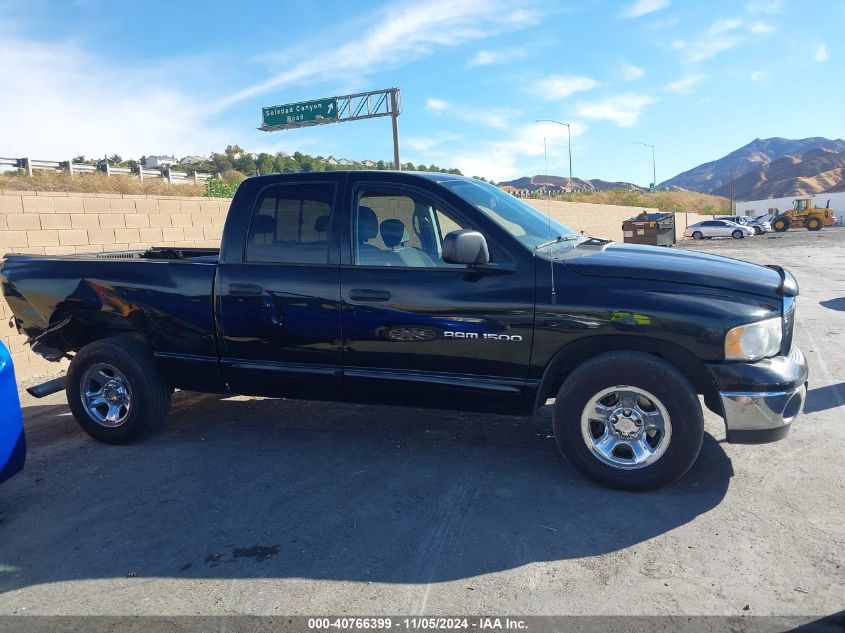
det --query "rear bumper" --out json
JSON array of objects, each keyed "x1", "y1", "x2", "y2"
[{"x1": 708, "y1": 347, "x2": 809, "y2": 444}]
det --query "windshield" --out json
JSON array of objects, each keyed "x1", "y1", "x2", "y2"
[{"x1": 442, "y1": 179, "x2": 581, "y2": 251}]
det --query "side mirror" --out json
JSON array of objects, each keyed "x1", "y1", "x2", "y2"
[{"x1": 442, "y1": 230, "x2": 489, "y2": 265}]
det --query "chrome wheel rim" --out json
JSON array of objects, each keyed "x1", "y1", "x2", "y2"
[
  {"x1": 80, "y1": 363, "x2": 132, "y2": 428},
  {"x1": 581, "y1": 385, "x2": 672, "y2": 470}
]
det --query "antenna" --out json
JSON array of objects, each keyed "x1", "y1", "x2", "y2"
[{"x1": 544, "y1": 136, "x2": 556, "y2": 304}]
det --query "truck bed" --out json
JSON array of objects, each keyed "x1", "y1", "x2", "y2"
[{"x1": 0, "y1": 247, "x2": 221, "y2": 375}]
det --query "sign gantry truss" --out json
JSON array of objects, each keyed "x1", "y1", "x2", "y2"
[{"x1": 259, "y1": 88, "x2": 402, "y2": 170}]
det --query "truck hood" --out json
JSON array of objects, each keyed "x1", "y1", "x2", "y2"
[{"x1": 561, "y1": 242, "x2": 784, "y2": 298}]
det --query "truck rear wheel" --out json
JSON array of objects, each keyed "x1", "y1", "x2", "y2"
[
  {"x1": 772, "y1": 218, "x2": 789, "y2": 232},
  {"x1": 553, "y1": 351, "x2": 703, "y2": 491},
  {"x1": 67, "y1": 338, "x2": 171, "y2": 444},
  {"x1": 806, "y1": 217, "x2": 822, "y2": 231}
]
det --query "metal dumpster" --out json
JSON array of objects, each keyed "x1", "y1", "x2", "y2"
[{"x1": 622, "y1": 212, "x2": 676, "y2": 246}]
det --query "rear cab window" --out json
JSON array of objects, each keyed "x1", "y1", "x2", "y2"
[{"x1": 246, "y1": 183, "x2": 335, "y2": 264}]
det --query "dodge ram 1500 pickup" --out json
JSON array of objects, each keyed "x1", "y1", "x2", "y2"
[{"x1": 0, "y1": 171, "x2": 808, "y2": 490}]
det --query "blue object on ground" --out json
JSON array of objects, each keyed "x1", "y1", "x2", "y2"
[{"x1": 0, "y1": 342, "x2": 25, "y2": 483}]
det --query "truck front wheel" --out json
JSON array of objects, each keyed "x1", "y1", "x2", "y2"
[
  {"x1": 553, "y1": 351, "x2": 703, "y2": 491},
  {"x1": 67, "y1": 338, "x2": 171, "y2": 444}
]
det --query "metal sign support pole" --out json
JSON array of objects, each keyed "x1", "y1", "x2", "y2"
[{"x1": 390, "y1": 90, "x2": 401, "y2": 170}]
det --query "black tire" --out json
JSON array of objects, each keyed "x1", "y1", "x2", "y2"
[
  {"x1": 773, "y1": 218, "x2": 789, "y2": 232},
  {"x1": 553, "y1": 351, "x2": 704, "y2": 491},
  {"x1": 692, "y1": 231, "x2": 703, "y2": 240},
  {"x1": 753, "y1": 226, "x2": 763, "y2": 235},
  {"x1": 732, "y1": 229, "x2": 744, "y2": 239},
  {"x1": 807, "y1": 217, "x2": 822, "y2": 231},
  {"x1": 66, "y1": 337, "x2": 171, "y2": 444}
]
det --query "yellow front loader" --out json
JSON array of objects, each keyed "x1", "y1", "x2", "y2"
[{"x1": 771, "y1": 197, "x2": 837, "y2": 232}]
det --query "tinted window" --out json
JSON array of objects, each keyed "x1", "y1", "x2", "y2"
[
  {"x1": 354, "y1": 189, "x2": 469, "y2": 268},
  {"x1": 246, "y1": 184, "x2": 334, "y2": 263}
]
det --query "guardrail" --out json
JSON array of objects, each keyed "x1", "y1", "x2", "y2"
[{"x1": 0, "y1": 157, "x2": 215, "y2": 184}]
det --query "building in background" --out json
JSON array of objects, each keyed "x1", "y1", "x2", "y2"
[{"x1": 143, "y1": 155, "x2": 179, "y2": 168}]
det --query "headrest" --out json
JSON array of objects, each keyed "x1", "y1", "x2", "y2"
[
  {"x1": 380, "y1": 219, "x2": 409, "y2": 248},
  {"x1": 357, "y1": 206, "x2": 378, "y2": 241},
  {"x1": 314, "y1": 215, "x2": 330, "y2": 233},
  {"x1": 251, "y1": 214, "x2": 276, "y2": 235}
]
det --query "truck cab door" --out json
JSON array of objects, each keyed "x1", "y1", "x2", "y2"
[
  {"x1": 216, "y1": 178, "x2": 343, "y2": 400},
  {"x1": 338, "y1": 179, "x2": 535, "y2": 414}
]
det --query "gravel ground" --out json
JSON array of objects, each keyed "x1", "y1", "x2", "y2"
[{"x1": 0, "y1": 229, "x2": 843, "y2": 619}]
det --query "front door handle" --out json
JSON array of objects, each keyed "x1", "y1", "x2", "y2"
[
  {"x1": 349, "y1": 289, "x2": 391, "y2": 302},
  {"x1": 229, "y1": 283, "x2": 263, "y2": 296}
]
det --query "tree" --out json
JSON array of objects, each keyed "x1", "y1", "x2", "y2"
[
  {"x1": 256, "y1": 153, "x2": 275, "y2": 175},
  {"x1": 108, "y1": 154, "x2": 123, "y2": 165},
  {"x1": 210, "y1": 152, "x2": 233, "y2": 174}
]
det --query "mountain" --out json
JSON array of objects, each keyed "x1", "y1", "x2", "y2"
[
  {"x1": 710, "y1": 147, "x2": 845, "y2": 200},
  {"x1": 660, "y1": 137, "x2": 845, "y2": 195},
  {"x1": 498, "y1": 175, "x2": 642, "y2": 193}
]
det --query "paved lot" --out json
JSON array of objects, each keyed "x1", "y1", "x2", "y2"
[{"x1": 0, "y1": 229, "x2": 843, "y2": 617}]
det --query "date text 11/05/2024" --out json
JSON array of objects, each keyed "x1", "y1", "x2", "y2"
[{"x1": 306, "y1": 617, "x2": 528, "y2": 630}]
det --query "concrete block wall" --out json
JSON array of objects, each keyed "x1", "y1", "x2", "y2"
[
  {"x1": 1, "y1": 190, "x2": 707, "y2": 381},
  {"x1": 525, "y1": 199, "x2": 710, "y2": 243},
  {"x1": 1, "y1": 191, "x2": 229, "y2": 380}
]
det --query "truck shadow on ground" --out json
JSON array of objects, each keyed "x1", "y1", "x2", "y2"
[
  {"x1": 804, "y1": 383, "x2": 845, "y2": 413},
  {"x1": 820, "y1": 297, "x2": 845, "y2": 312},
  {"x1": 0, "y1": 391, "x2": 732, "y2": 591}
]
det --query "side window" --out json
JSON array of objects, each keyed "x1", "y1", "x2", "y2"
[
  {"x1": 246, "y1": 184, "x2": 334, "y2": 264},
  {"x1": 354, "y1": 190, "x2": 469, "y2": 268}
]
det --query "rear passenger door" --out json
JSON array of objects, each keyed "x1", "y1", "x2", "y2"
[
  {"x1": 338, "y1": 178, "x2": 535, "y2": 414},
  {"x1": 216, "y1": 179, "x2": 343, "y2": 399}
]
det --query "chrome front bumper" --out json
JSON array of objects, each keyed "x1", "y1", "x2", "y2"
[
  {"x1": 720, "y1": 383, "x2": 806, "y2": 443},
  {"x1": 712, "y1": 347, "x2": 808, "y2": 444}
]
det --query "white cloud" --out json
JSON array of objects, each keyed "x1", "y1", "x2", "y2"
[
  {"x1": 424, "y1": 97, "x2": 516, "y2": 129},
  {"x1": 749, "y1": 21, "x2": 775, "y2": 34},
  {"x1": 815, "y1": 43, "x2": 828, "y2": 62},
  {"x1": 426, "y1": 98, "x2": 449, "y2": 112},
  {"x1": 466, "y1": 48, "x2": 526, "y2": 67},
  {"x1": 747, "y1": 0, "x2": 782, "y2": 14},
  {"x1": 534, "y1": 75, "x2": 600, "y2": 100},
  {"x1": 446, "y1": 120, "x2": 588, "y2": 181},
  {"x1": 622, "y1": 63, "x2": 645, "y2": 81},
  {"x1": 750, "y1": 70, "x2": 767, "y2": 82},
  {"x1": 646, "y1": 14, "x2": 680, "y2": 29},
  {"x1": 213, "y1": 0, "x2": 542, "y2": 112},
  {"x1": 0, "y1": 22, "x2": 231, "y2": 158},
  {"x1": 404, "y1": 132, "x2": 459, "y2": 152},
  {"x1": 574, "y1": 94, "x2": 656, "y2": 127},
  {"x1": 681, "y1": 18, "x2": 745, "y2": 62},
  {"x1": 665, "y1": 74, "x2": 706, "y2": 93},
  {"x1": 621, "y1": 0, "x2": 671, "y2": 18}
]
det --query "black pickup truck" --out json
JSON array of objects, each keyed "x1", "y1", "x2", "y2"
[{"x1": 1, "y1": 172, "x2": 808, "y2": 489}]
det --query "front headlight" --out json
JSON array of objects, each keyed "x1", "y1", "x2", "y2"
[{"x1": 724, "y1": 317, "x2": 782, "y2": 361}]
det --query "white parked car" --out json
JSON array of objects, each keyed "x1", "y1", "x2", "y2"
[
  {"x1": 718, "y1": 215, "x2": 770, "y2": 235},
  {"x1": 684, "y1": 220, "x2": 755, "y2": 240}
]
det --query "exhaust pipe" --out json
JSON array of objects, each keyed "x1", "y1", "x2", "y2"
[{"x1": 26, "y1": 375, "x2": 67, "y2": 399}]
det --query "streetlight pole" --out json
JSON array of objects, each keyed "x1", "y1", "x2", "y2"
[
  {"x1": 631, "y1": 141, "x2": 656, "y2": 189},
  {"x1": 536, "y1": 120, "x2": 573, "y2": 191}
]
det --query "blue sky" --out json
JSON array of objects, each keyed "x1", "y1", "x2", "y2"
[{"x1": 1, "y1": 0, "x2": 841, "y2": 184}]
